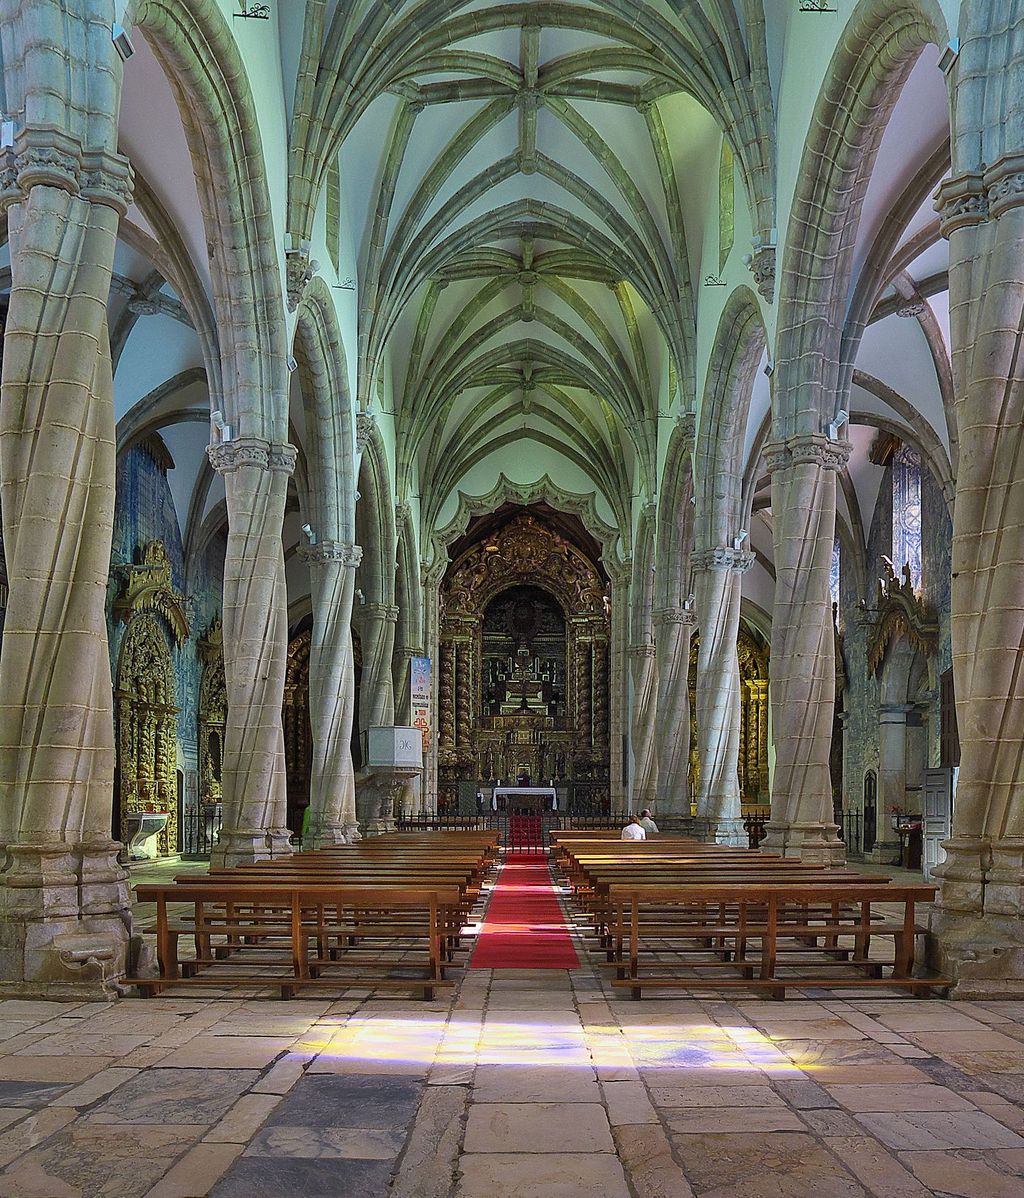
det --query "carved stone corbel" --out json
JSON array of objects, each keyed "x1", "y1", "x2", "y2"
[
  {"x1": 299, "y1": 541, "x2": 363, "y2": 569},
  {"x1": 286, "y1": 250, "x2": 318, "y2": 312},
  {"x1": 764, "y1": 433, "x2": 852, "y2": 475},
  {"x1": 207, "y1": 438, "x2": 297, "y2": 476}
]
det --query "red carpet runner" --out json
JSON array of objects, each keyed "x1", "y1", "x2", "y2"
[{"x1": 470, "y1": 852, "x2": 580, "y2": 969}]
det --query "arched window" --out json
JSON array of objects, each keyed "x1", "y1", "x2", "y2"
[
  {"x1": 892, "y1": 444, "x2": 923, "y2": 590},
  {"x1": 830, "y1": 536, "x2": 841, "y2": 607}
]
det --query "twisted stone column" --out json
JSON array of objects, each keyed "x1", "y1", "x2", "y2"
[
  {"x1": 303, "y1": 541, "x2": 362, "y2": 845},
  {"x1": 356, "y1": 602, "x2": 398, "y2": 733},
  {"x1": 693, "y1": 550, "x2": 753, "y2": 844},
  {"x1": 928, "y1": 37, "x2": 1024, "y2": 989},
  {"x1": 437, "y1": 637, "x2": 456, "y2": 755},
  {"x1": 577, "y1": 633, "x2": 594, "y2": 747},
  {"x1": 763, "y1": 435, "x2": 850, "y2": 863},
  {"x1": 393, "y1": 646, "x2": 419, "y2": 726},
  {"x1": 453, "y1": 636, "x2": 473, "y2": 756},
  {"x1": 391, "y1": 645, "x2": 425, "y2": 816},
  {"x1": 208, "y1": 439, "x2": 296, "y2": 865},
  {"x1": 593, "y1": 636, "x2": 610, "y2": 751},
  {"x1": 608, "y1": 577, "x2": 630, "y2": 811},
  {"x1": 0, "y1": 107, "x2": 135, "y2": 986},
  {"x1": 628, "y1": 643, "x2": 658, "y2": 812},
  {"x1": 654, "y1": 607, "x2": 697, "y2": 826}
]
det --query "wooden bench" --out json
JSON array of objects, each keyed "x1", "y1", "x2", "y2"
[
  {"x1": 571, "y1": 865, "x2": 883, "y2": 951},
  {"x1": 129, "y1": 881, "x2": 462, "y2": 1000},
  {"x1": 605, "y1": 882, "x2": 947, "y2": 999},
  {"x1": 175, "y1": 865, "x2": 481, "y2": 957}
]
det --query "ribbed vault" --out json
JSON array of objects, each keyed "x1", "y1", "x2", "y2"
[{"x1": 287, "y1": 0, "x2": 775, "y2": 523}]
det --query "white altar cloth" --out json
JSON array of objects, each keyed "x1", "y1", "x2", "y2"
[{"x1": 491, "y1": 786, "x2": 558, "y2": 811}]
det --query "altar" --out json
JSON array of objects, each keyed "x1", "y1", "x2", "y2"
[{"x1": 491, "y1": 786, "x2": 558, "y2": 813}]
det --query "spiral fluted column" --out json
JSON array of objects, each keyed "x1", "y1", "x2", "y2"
[
  {"x1": 692, "y1": 549, "x2": 752, "y2": 844},
  {"x1": 303, "y1": 542, "x2": 362, "y2": 844},
  {"x1": 209, "y1": 439, "x2": 297, "y2": 865},
  {"x1": 357, "y1": 602, "x2": 398, "y2": 733},
  {"x1": 0, "y1": 2, "x2": 134, "y2": 990},
  {"x1": 762, "y1": 436, "x2": 849, "y2": 863},
  {"x1": 927, "y1": 3, "x2": 1024, "y2": 994},
  {"x1": 628, "y1": 642, "x2": 658, "y2": 812},
  {"x1": 654, "y1": 607, "x2": 697, "y2": 826}
]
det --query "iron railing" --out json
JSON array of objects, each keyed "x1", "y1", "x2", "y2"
[
  {"x1": 395, "y1": 814, "x2": 488, "y2": 833},
  {"x1": 842, "y1": 808, "x2": 863, "y2": 855},
  {"x1": 743, "y1": 810, "x2": 769, "y2": 848},
  {"x1": 557, "y1": 812, "x2": 630, "y2": 830},
  {"x1": 180, "y1": 802, "x2": 223, "y2": 859}
]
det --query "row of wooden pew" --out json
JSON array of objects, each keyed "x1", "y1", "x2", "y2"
[
  {"x1": 550, "y1": 831, "x2": 948, "y2": 1000},
  {"x1": 129, "y1": 831, "x2": 498, "y2": 1000}
]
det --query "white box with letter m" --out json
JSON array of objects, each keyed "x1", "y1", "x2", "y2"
[{"x1": 362, "y1": 726, "x2": 423, "y2": 770}]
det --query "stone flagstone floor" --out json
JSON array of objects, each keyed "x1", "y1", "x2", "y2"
[
  {"x1": 3, "y1": 858, "x2": 1024, "y2": 1196},
  {"x1": 5, "y1": 979, "x2": 1024, "y2": 1195}
]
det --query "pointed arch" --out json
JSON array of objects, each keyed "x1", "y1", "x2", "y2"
[
  {"x1": 773, "y1": 0, "x2": 947, "y2": 437},
  {"x1": 656, "y1": 417, "x2": 696, "y2": 612},
  {"x1": 696, "y1": 286, "x2": 767, "y2": 552},
  {"x1": 132, "y1": 0, "x2": 288, "y2": 437},
  {"x1": 294, "y1": 279, "x2": 356, "y2": 544},
  {"x1": 355, "y1": 420, "x2": 397, "y2": 608}
]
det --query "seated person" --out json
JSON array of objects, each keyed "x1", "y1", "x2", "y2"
[
  {"x1": 638, "y1": 808, "x2": 659, "y2": 836},
  {"x1": 621, "y1": 815, "x2": 646, "y2": 841}
]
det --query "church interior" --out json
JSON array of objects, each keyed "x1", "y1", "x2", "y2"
[{"x1": 1, "y1": 1, "x2": 1024, "y2": 1195}]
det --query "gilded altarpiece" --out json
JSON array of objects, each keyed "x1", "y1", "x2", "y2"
[
  {"x1": 437, "y1": 514, "x2": 610, "y2": 809},
  {"x1": 197, "y1": 618, "x2": 226, "y2": 806},
  {"x1": 282, "y1": 627, "x2": 364, "y2": 834},
  {"x1": 688, "y1": 623, "x2": 770, "y2": 805},
  {"x1": 113, "y1": 541, "x2": 189, "y2": 854},
  {"x1": 284, "y1": 630, "x2": 312, "y2": 835}
]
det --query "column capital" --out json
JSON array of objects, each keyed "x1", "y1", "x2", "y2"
[
  {"x1": 360, "y1": 601, "x2": 399, "y2": 623},
  {"x1": 935, "y1": 169, "x2": 989, "y2": 237},
  {"x1": 984, "y1": 151, "x2": 1024, "y2": 221},
  {"x1": 748, "y1": 243, "x2": 776, "y2": 303},
  {"x1": 299, "y1": 540, "x2": 362, "y2": 568},
  {"x1": 0, "y1": 127, "x2": 133, "y2": 215},
  {"x1": 691, "y1": 547, "x2": 755, "y2": 574},
  {"x1": 207, "y1": 438, "x2": 297, "y2": 476},
  {"x1": 765, "y1": 433, "x2": 851, "y2": 475},
  {"x1": 652, "y1": 606, "x2": 697, "y2": 627},
  {"x1": 627, "y1": 642, "x2": 657, "y2": 659},
  {"x1": 879, "y1": 702, "x2": 915, "y2": 719}
]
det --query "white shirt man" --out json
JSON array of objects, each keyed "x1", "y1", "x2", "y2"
[
  {"x1": 621, "y1": 818, "x2": 646, "y2": 841},
  {"x1": 638, "y1": 809, "x2": 659, "y2": 836}
]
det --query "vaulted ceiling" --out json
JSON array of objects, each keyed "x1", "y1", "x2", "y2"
[{"x1": 303, "y1": 0, "x2": 775, "y2": 532}]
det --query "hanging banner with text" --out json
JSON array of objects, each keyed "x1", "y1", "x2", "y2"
[{"x1": 410, "y1": 656, "x2": 432, "y2": 753}]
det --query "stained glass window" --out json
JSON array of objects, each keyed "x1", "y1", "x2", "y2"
[
  {"x1": 892, "y1": 443, "x2": 923, "y2": 590},
  {"x1": 830, "y1": 536, "x2": 841, "y2": 606}
]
